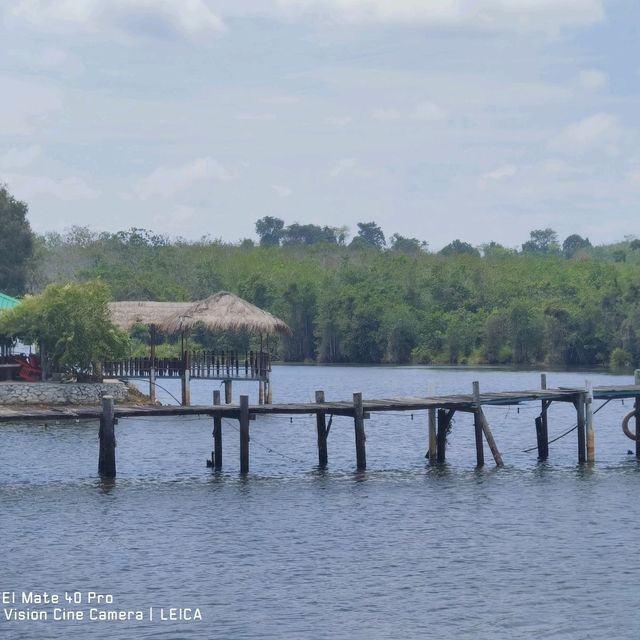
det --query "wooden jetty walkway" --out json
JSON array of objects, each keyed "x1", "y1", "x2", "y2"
[{"x1": 2, "y1": 373, "x2": 640, "y2": 477}]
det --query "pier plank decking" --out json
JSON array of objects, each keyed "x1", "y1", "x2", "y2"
[{"x1": 2, "y1": 380, "x2": 640, "y2": 475}]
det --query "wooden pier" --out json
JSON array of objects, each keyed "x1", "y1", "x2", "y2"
[{"x1": 2, "y1": 373, "x2": 640, "y2": 477}]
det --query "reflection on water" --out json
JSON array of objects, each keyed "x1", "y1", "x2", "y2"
[{"x1": 2, "y1": 366, "x2": 640, "y2": 639}]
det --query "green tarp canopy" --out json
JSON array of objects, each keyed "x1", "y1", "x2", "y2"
[{"x1": 0, "y1": 292, "x2": 19, "y2": 310}]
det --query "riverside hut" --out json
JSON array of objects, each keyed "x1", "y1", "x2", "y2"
[{"x1": 104, "y1": 294, "x2": 292, "y2": 405}]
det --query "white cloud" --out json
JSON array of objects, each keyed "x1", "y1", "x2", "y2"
[
  {"x1": 411, "y1": 101, "x2": 447, "y2": 122},
  {"x1": 235, "y1": 113, "x2": 277, "y2": 121},
  {"x1": 272, "y1": 184, "x2": 293, "y2": 197},
  {"x1": 3, "y1": 173, "x2": 100, "y2": 200},
  {"x1": 549, "y1": 113, "x2": 621, "y2": 156},
  {"x1": 135, "y1": 157, "x2": 234, "y2": 199},
  {"x1": 329, "y1": 157, "x2": 372, "y2": 178},
  {"x1": 8, "y1": 0, "x2": 224, "y2": 39},
  {"x1": 372, "y1": 108, "x2": 402, "y2": 121},
  {"x1": 276, "y1": 0, "x2": 604, "y2": 31},
  {"x1": 483, "y1": 164, "x2": 517, "y2": 180},
  {"x1": 578, "y1": 69, "x2": 607, "y2": 91},
  {"x1": 0, "y1": 78, "x2": 62, "y2": 135},
  {"x1": 0, "y1": 146, "x2": 42, "y2": 170}
]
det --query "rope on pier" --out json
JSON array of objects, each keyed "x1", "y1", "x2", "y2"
[{"x1": 521, "y1": 398, "x2": 612, "y2": 453}]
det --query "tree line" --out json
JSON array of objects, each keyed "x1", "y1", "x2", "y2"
[{"x1": 2, "y1": 186, "x2": 640, "y2": 368}]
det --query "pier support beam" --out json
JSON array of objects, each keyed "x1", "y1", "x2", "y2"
[
  {"x1": 224, "y1": 379, "x2": 232, "y2": 405},
  {"x1": 575, "y1": 393, "x2": 586, "y2": 464},
  {"x1": 239, "y1": 394, "x2": 250, "y2": 474},
  {"x1": 98, "y1": 395, "x2": 116, "y2": 478},
  {"x1": 436, "y1": 409, "x2": 454, "y2": 464},
  {"x1": 477, "y1": 409, "x2": 503, "y2": 467},
  {"x1": 315, "y1": 390, "x2": 328, "y2": 468},
  {"x1": 213, "y1": 390, "x2": 222, "y2": 469},
  {"x1": 428, "y1": 408, "x2": 437, "y2": 465},
  {"x1": 353, "y1": 392, "x2": 366, "y2": 470},
  {"x1": 472, "y1": 382, "x2": 484, "y2": 467},
  {"x1": 586, "y1": 381, "x2": 595, "y2": 463},
  {"x1": 259, "y1": 381, "x2": 265, "y2": 405},
  {"x1": 538, "y1": 374, "x2": 549, "y2": 460}
]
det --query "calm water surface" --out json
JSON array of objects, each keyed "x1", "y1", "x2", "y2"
[{"x1": 2, "y1": 366, "x2": 640, "y2": 639}]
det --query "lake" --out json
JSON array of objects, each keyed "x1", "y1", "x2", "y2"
[{"x1": 2, "y1": 365, "x2": 640, "y2": 639}]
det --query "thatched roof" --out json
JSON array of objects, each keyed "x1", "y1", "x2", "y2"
[
  {"x1": 108, "y1": 301, "x2": 194, "y2": 331},
  {"x1": 161, "y1": 291, "x2": 292, "y2": 336}
]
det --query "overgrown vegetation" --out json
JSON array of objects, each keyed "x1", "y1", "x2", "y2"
[{"x1": 20, "y1": 221, "x2": 640, "y2": 369}]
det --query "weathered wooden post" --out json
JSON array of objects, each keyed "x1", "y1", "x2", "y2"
[
  {"x1": 575, "y1": 393, "x2": 586, "y2": 464},
  {"x1": 213, "y1": 390, "x2": 222, "y2": 470},
  {"x1": 239, "y1": 394, "x2": 250, "y2": 473},
  {"x1": 258, "y1": 381, "x2": 265, "y2": 405},
  {"x1": 428, "y1": 408, "x2": 437, "y2": 465},
  {"x1": 181, "y1": 350, "x2": 191, "y2": 406},
  {"x1": 436, "y1": 409, "x2": 448, "y2": 464},
  {"x1": 635, "y1": 370, "x2": 640, "y2": 459},
  {"x1": 353, "y1": 392, "x2": 366, "y2": 470},
  {"x1": 266, "y1": 379, "x2": 273, "y2": 405},
  {"x1": 477, "y1": 410, "x2": 503, "y2": 467},
  {"x1": 472, "y1": 381, "x2": 484, "y2": 467},
  {"x1": 98, "y1": 395, "x2": 116, "y2": 478},
  {"x1": 224, "y1": 380, "x2": 232, "y2": 405},
  {"x1": 586, "y1": 380, "x2": 595, "y2": 463},
  {"x1": 315, "y1": 390, "x2": 328, "y2": 468},
  {"x1": 537, "y1": 373, "x2": 549, "y2": 460}
]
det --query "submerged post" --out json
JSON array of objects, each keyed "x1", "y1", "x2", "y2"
[
  {"x1": 224, "y1": 379, "x2": 232, "y2": 405},
  {"x1": 259, "y1": 381, "x2": 265, "y2": 405},
  {"x1": 575, "y1": 393, "x2": 586, "y2": 464},
  {"x1": 586, "y1": 380, "x2": 595, "y2": 463},
  {"x1": 539, "y1": 374, "x2": 549, "y2": 460},
  {"x1": 239, "y1": 394, "x2": 250, "y2": 474},
  {"x1": 477, "y1": 409, "x2": 503, "y2": 467},
  {"x1": 149, "y1": 324, "x2": 157, "y2": 404},
  {"x1": 98, "y1": 395, "x2": 116, "y2": 478},
  {"x1": 213, "y1": 390, "x2": 222, "y2": 469},
  {"x1": 436, "y1": 409, "x2": 448, "y2": 464},
  {"x1": 472, "y1": 381, "x2": 484, "y2": 467},
  {"x1": 428, "y1": 408, "x2": 437, "y2": 465},
  {"x1": 353, "y1": 392, "x2": 366, "y2": 470},
  {"x1": 315, "y1": 390, "x2": 328, "y2": 468}
]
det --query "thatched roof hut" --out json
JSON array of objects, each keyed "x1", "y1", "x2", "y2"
[
  {"x1": 161, "y1": 291, "x2": 292, "y2": 336},
  {"x1": 108, "y1": 301, "x2": 193, "y2": 331}
]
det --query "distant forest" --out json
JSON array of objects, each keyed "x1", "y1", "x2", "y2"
[{"x1": 17, "y1": 216, "x2": 640, "y2": 369}]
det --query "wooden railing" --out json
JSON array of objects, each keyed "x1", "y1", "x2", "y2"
[{"x1": 103, "y1": 350, "x2": 271, "y2": 381}]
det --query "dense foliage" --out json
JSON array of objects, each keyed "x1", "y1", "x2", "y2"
[
  {"x1": 0, "y1": 281, "x2": 129, "y2": 376},
  {"x1": 0, "y1": 185, "x2": 34, "y2": 296},
  {"x1": 23, "y1": 224, "x2": 640, "y2": 369}
]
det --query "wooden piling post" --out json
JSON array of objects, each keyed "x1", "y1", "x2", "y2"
[
  {"x1": 428, "y1": 408, "x2": 437, "y2": 465},
  {"x1": 575, "y1": 393, "x2": 586, "y2": 464},
  {"x1": 98, "y1": 395, "x2": 116, "y2": 478},
  {"x1": 472, "y1": 381, "x2": 484, "y2": 467},
  {"x1": 586, "y1": 380, "x2": 595, "y2": 463},
  {"x1": 266, "y1": 379, "x2": 273, "y2": 404},
  {"x1": 353, "y1": 392, "x2": 367, "y2": 470},
  {"x1": 539, "y1": 374, "x2": 549, "y2": 460},
  {"x1": 436, "y1": 409, "x2": 448, "y2": 464},
  {"x1": 258, "y1": 381, "x2": 265, "y2": 405},
  {"x1": 224, "y1": 379, "x2": 232, "y2": 405},
  {"x1": 315, "y1": 390, "x2": 328, "y2": 468},
  {"x1": 213, "y1": 390, "x2": 222, "y2": 469},
  {"x1": 477, "y1": 409, "x2": 503, "y2": 467},
  {"x1": 149, "y1": 324, "x2": 157, "y2": 404},
  {"x1": 239, "y1": 394, "x2": 250, "y2": 474}
]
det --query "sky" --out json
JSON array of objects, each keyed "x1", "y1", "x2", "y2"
[{"x1": 0, "y1": 0, "x2": 638, "y2": 250}]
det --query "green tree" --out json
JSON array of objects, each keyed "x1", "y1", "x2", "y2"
[
  {"x1": 562, "y1": 234, "x2": 591, "y2": 259},
  {"x1": 389, "y1": 234, "x2": 427, "y2": 254},
  {"x1": 255, "y1": 216, "x2": 285, "y2": 247},
  {"x1": 522, "y1": 228, "x2": 560, "y2": 255},
  {"x1": 0, "y1": 185, "x2": 34, "y2": 295},
  {"x1": 438, "y1": 239, "x2": 480, "y2": 257},
  {"x1": 350, "y1": 221, "x2": 386, "y2": 249},
  {"x1": 0, "y1": 281, "x2": 128, "y2": 376}
]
